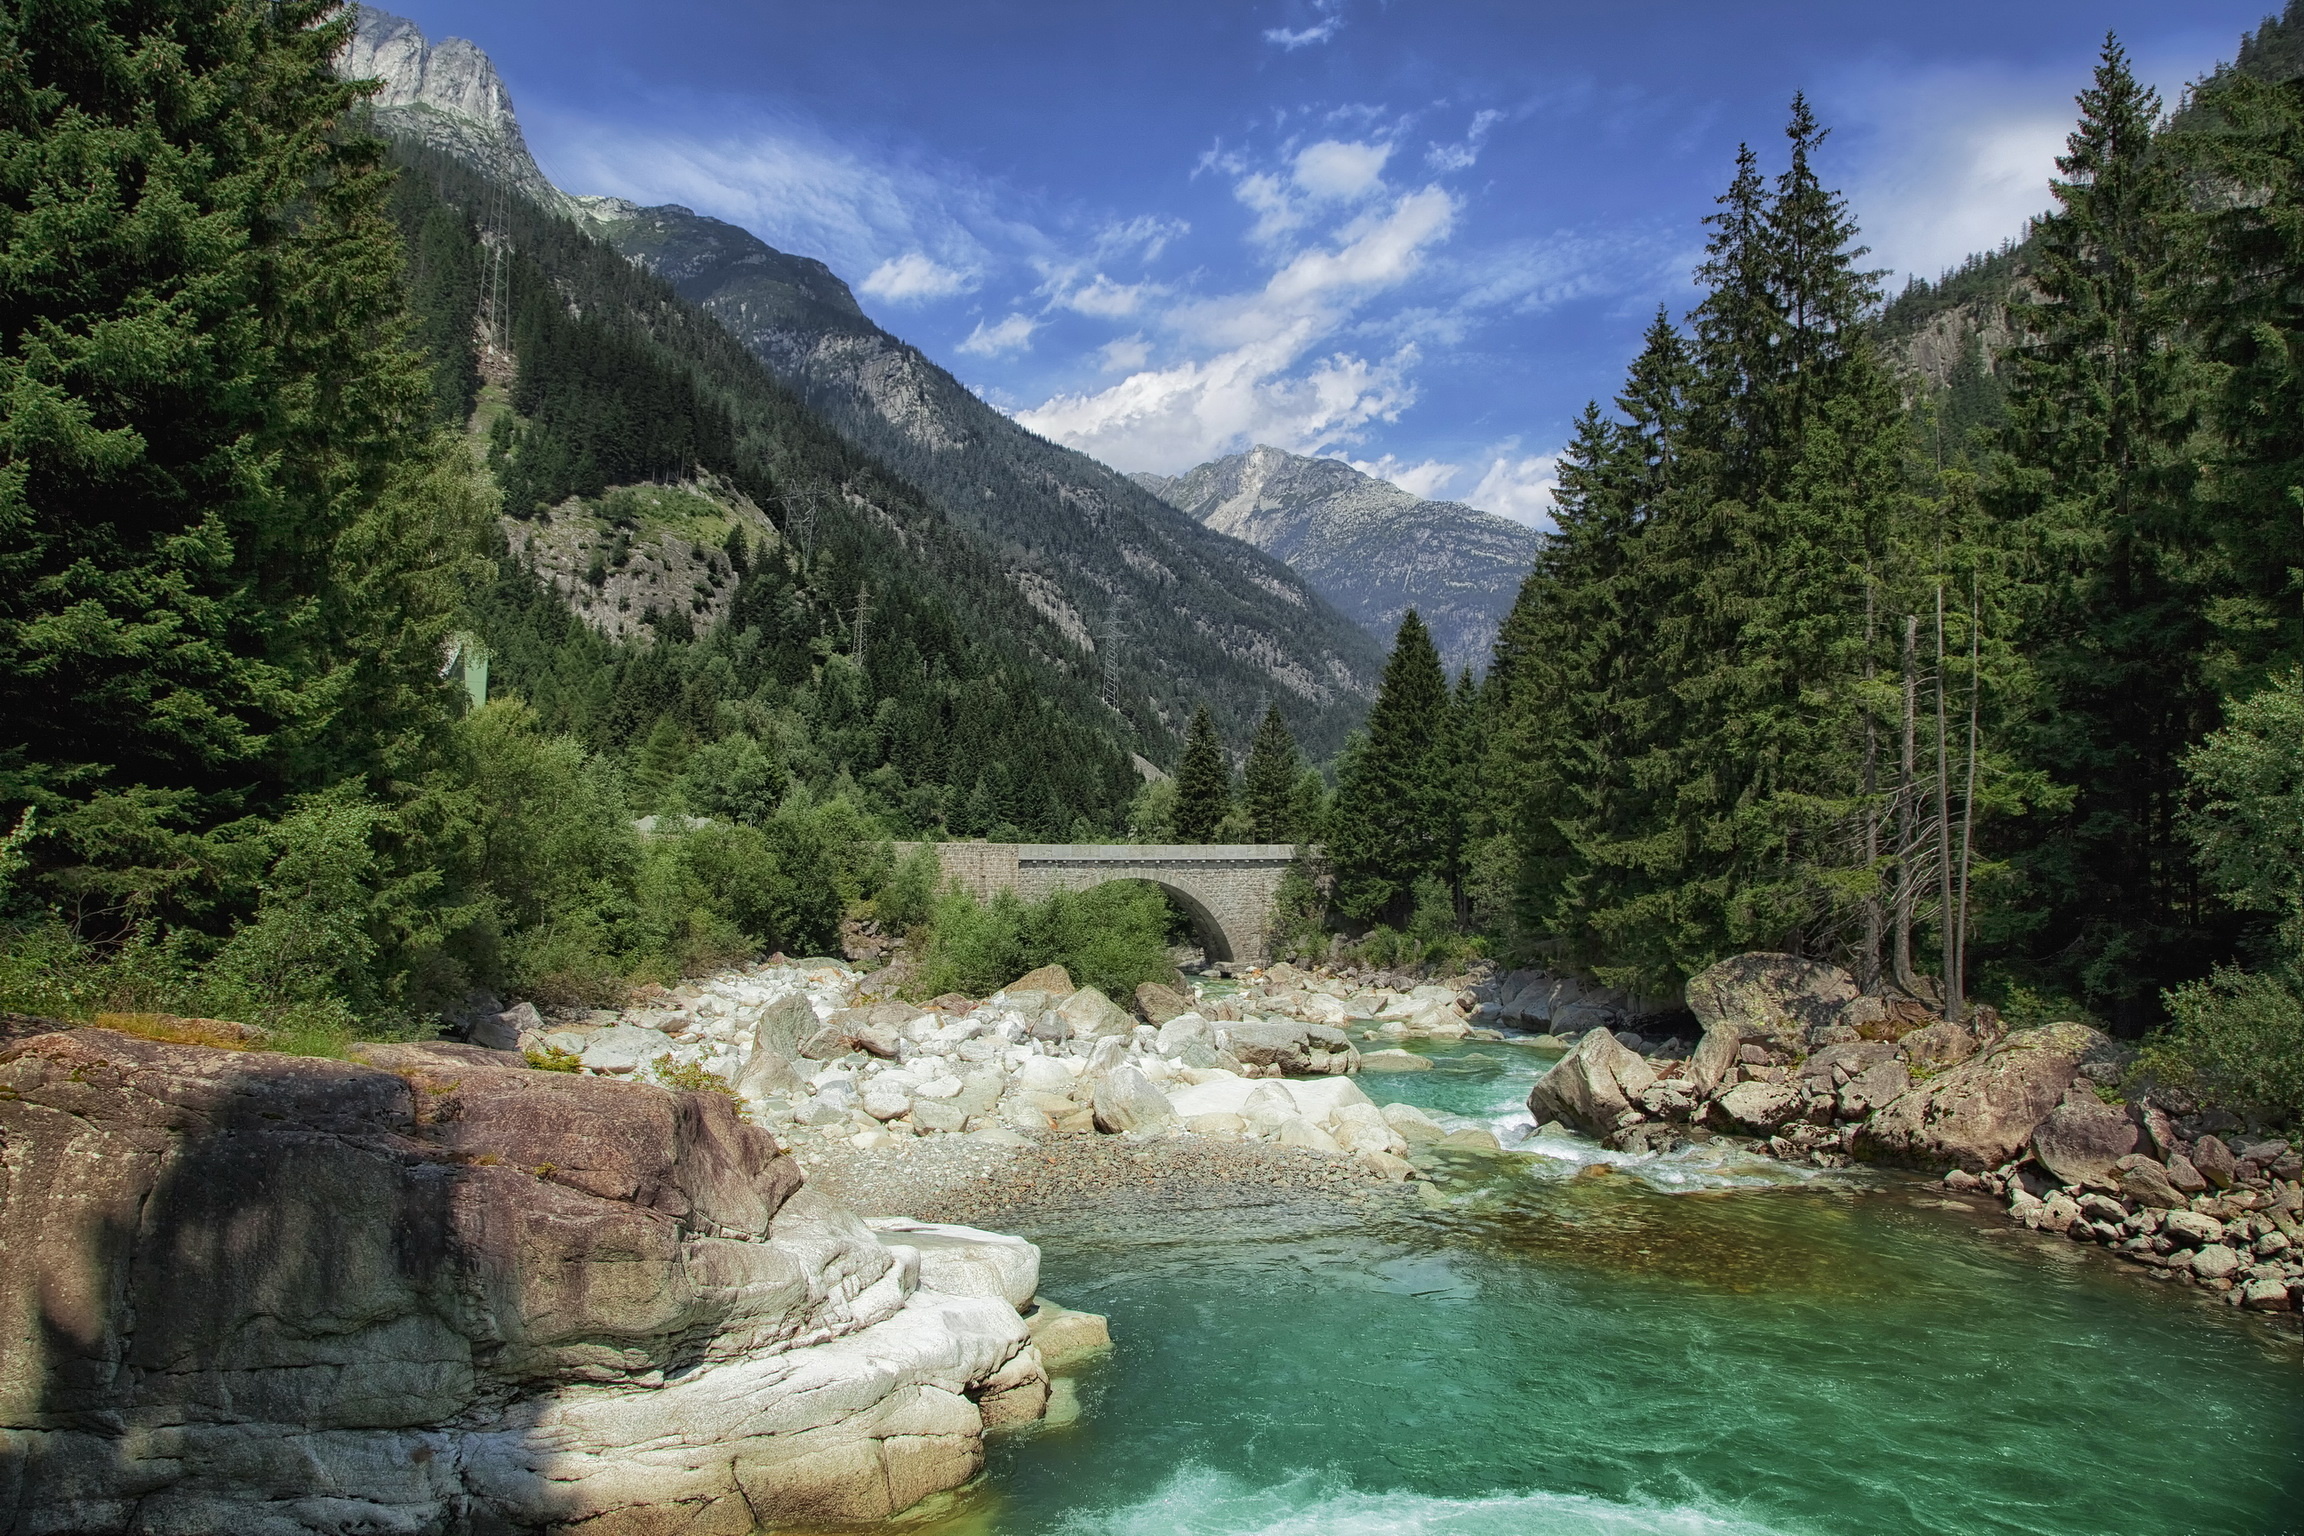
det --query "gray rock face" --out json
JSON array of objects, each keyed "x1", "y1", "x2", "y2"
[
  {"x1": 342, "y1": 7, "x2": 572, "y2": 216},
  {"x1": 1526, "y1": 1029, "x2": 1657, "y2": 1136},
  {"x1": 1856, "y1": 1022, "x2": 2111, "y2": 1172},
  {"x1": 1896, "y1": 1021, "x2": 1979, "y2": 1074},
  {"x1": 1714, "y1": 1080, "x2": 1802, "y2": 1134},
  {"x1": 0, "y1": 1029, "x2": 1048, "y2": 1532},
  {"x1": 1056, "y1": 986, "x2": 1134, "y2": 1040},
  {"x1": 1684, "y1": 953, "x2": 1860, "y2": 1051},
  {"x1": 578, "y1": 1021, "x2": 675, "y2": 1073},
  {"x1": 2030, "y1": 1087, "x2": 2140, "y2": 1185},
  {"x1": 2190, "y1": 1243, "x2": 2245, "y2": 1282},
  {"x1": 751, "y1": 991, "x2": 824, "y2": 1059},
  {"x1": 1222, "y1": 1020, "x2": 1358, "y2": 1076},
  {"x1": 1685, "y1": 1026, "x2": 1742, "y2": 1100},
  {"x1": 2119, "y1": 1159, "x2": 2187, "y2": 1209},
  {"x1": 1135, "y1": 445, "x2": 1540, "y2": 678},
  {"x1": 2191, "y1": 1133, "x2": 2239, "y2": 1189}
]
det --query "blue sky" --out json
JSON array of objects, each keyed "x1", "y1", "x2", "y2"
[{"x1": 388, "y1": 1, "x2": 2272, "y2": 523}]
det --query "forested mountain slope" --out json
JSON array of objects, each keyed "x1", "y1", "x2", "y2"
[
  {"x1": 1133, "y1": 446, "x2": 1538, "y2": 678},
  {"x1": 580, "y1": 199, "x2": 1384, "y2": 756},
  {"x1": 360, "y1": 18, "x2": 1149, "y2": 839}
]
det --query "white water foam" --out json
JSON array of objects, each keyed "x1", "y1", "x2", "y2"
[{"x1": 1059, "y1": 1466, "x2": 1793, "y2": 1536}]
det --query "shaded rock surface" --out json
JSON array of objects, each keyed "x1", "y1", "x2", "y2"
[{"x1": 0, "y1": 1028, "x2": 1054, "y2": 1533}]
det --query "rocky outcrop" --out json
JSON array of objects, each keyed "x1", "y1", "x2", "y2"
[
  {"x1": 0, "y1": 1029, "x2": 1055, "y2": 1534},
  {"x1": 1856, "y1": 1022, "x2": 2114, "y2": 1172},
  {"x1": 1685, "y1": 953, "x2": 1860, "y2": 1051},
  {"x1": 344, "y1": 6, "x2": 572, "y2": 216}
]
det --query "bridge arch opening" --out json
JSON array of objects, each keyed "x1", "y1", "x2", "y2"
[{"x1": 1142, "y1": 880, "x2": 1233, "y2": 965}]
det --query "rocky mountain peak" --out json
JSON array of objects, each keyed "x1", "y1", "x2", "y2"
[
  {"x1": 342, "y1": 7, "x2": 569, "y2": 215},
  {"x1": 1144, "y1": 444, "x2": 1540, "y2": 676},
  {"x1": 343, "y1": 7, "x2": 516, "y2": 127}
]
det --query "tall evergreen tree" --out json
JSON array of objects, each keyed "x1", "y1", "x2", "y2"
[
  {"x1": 0, "y1": 0, "x2": 486, "y2": 918},
  {"x1": 1990, "y1": 35, "x2": 2217, "y2": 1022},
  {"x1": 1328, "y1": 612, "x2": 1450, "y2": 921},
  {"x1": 1173, "y1": 705, "x2": 1231, "y2": 843},
  {"x1": 1241, "y1": 704, "x2": 1303, "y2": 842}
]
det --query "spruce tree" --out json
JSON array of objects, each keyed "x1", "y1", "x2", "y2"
[
  {"x1": 0, "y1": 0, "x2": 485, "y2": 915},
  {"x1": 1173, "y1": 705, "x2": 1231, "y2": 842},
  {"x1": 1991, "y1": 36, "x2": 2216, "y2": 1021},
  {"x1": 1241, "y1": 704, "x2": 1303, "y2": 842},
  {"x1": 1328, "y1": 612, "x2": 1450, "y2": 921}
]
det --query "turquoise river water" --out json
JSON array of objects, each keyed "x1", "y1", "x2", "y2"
[{"x1": 907, "y1": 1033, "x2": 2304, "y2": 1536}]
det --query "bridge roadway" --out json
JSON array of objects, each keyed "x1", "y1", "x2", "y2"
[{"x1": 894, "y1": 843, "x2": 1298, "y2": 964}]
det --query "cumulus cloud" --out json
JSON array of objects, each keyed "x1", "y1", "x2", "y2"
[
  {"x1": 1293, "y1": 138, "x2": 1391, "y2": 199},
  {"x1": 1464, "y1": 450, "x2": 1560, "y2": 527},
  {"x1": 859, "y1": 251, "x2": 976, "y2": 303},
  {"x1": 1097, "y1": 334, "x2": 1152, "y2": 372},
  {"x1": 957, "y1": 313, "x2": 1039, "y2": 357},
  {"x1": 1059, "y1": 274, "x2": 1155, "y2": 317},
  {"x1": 1831, "y1": 66, "x2": 2069, "y2": 285},
  {"x1": 1015, "y1": 183, "x2": 1458, "y2": 471},
  {"x1": 1342, "y1": 453, "x2": 1461, "y2": 500}
]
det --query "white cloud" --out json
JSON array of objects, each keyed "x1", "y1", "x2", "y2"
[
  {"x1": 1426, "y1": 109, "x2": 1505, "y2": 173},
  {"x1": 1342, "y1": 453, "x2": 1461, "y2": 500},
  {"x1": 528, "y1": 105, "x2": 1040, "y2": 313},
  {"x1": 1293, "y1": 139, "x2": 1391, "y2": 199},
  {"x1": 1016, "y1": 184, "x2": 1458, "y2": 471},
  {"x1": 1097, "y1": 334, "x2": 1152, "y2": 372},
  {"x1": 1060, "y1": 274, "x2": 1154, "y2": 317},
  {"x1": 957, "y1": 313, "x2": 1039, "y2": 357},
  {"x1": 859, "y1": 251, "x2": 976, "y2": 303},
  {"x1": 1464, "y1": 450, "x2": 1559, "y2": 528},
  {"x1": 1264, "y1": 3, "x2": 1344, "y2": 51},
  {"x1": 1832, "y1": 68, "x2": 2068, "y2": 285}
]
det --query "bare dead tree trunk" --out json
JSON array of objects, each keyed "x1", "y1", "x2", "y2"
[
  {"x1": 1893, "y1": 613, "x2": 1921, "y2": 995},
  {"x1": 1935, "y1": 586, "x2": 1957, "y2": 1022},
  {"x1": 1956, "y1": 576, "x2": 1981, "y2": 1016},
  {"x1": 1860, "y1": 578, "x2": 1882, "y2": 992}
]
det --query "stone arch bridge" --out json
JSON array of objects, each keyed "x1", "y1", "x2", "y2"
[{"x1": 896, "y1": 844, "x2": 1298, "y2": 964}]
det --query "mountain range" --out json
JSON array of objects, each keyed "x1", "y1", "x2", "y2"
[
  {"x1": 347, "y1": 8, "x2": 1384, "y2": 758},
  {"x1": 1132, "y1": 447, "x2": 1539, "y2": 678}
]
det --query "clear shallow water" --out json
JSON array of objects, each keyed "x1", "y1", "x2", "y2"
[{"x1": 916, "y1": 1034, "x2": 2304, "y2": 1536}]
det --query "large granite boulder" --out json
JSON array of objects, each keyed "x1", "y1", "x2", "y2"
[
  {"x1": 1090, "y1": 1065, "x2": 1178, "y2": 1134},
  {"x1": 1134, "y1": 982, "x2": 1193, "y2": 1024},
  {"x1": 1055, "y1": 986, "x2": 1135, "y2": 1040},
  {"x1": 751, "y1": 991, "x2": 824, "y2": 1058},
  {"x1": 1526, "y1": 1028, "x2": 1657, "y2": 1136},
  {"x1": 1685, "y1": 952, "x2": 1860, "y2": 1050},
  {"x1": 0, "y1": 1028, "x2": 1050, "y2": 1533},
  {"x1": 1855, "y1": 1022, "x2": 2114, "y2": 1172},
  {"x1": 2030, "y1": 1084, "x2": 2140, "y2": 1185},
  {"x1": 1222, "y1": 1020, "x2": 1359, "y2": 1076}
]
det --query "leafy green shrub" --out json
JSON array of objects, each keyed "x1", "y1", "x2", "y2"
[
  {"x1": 525, "y1": 1044, "x2": 582, "y2": 1073},
  {"x1": 2143, "y1": 966, "x2": 2304, "y2": 1127},
  {"x1": 874, "y1": 844, "x2": 943, "y2": 935},
  {"x1": 649, "y1": 1053, "x2": 738, "y2": 1097},
  {"x1": 906, "y1": 881, "x2": 1176, "y2": 1000}
]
